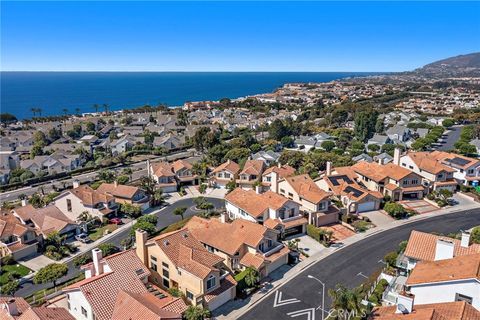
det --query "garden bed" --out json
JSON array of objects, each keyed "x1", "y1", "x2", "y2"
[
  {"x1": 0, "y1": 263, "x2": 32, "y2": 285},
  {"x1": 88, "y1": 224, "x2": 118, "y2": 241}
]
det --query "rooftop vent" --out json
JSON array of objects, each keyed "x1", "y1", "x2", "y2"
[{"x1": 163, "y1": 240, "x2": 169, "y2": 246}]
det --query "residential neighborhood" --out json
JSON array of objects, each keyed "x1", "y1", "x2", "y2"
[{"x1": 1, "y1": 68, "x2": 480, "y2": 320}]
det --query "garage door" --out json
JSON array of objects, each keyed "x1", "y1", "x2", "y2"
[{"x1": 358, "y1": 201, "x2": 376, "y2": 213}]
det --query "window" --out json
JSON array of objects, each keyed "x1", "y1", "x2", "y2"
[
  {"x1": 81, "y1": 307, "x2": 88, "y2": 317},
  {"x1": 288, "y1": 192, "x2": 293, "y2": 197},
  {"x1": 151, "y1": 255, "x2": 157, "y2": 261},
  {"x1": 409, "y1": 165, "x2": 414, "y2": 169},
  {"x1": 267, "y1": 239, "x2": 273, "y2": 247},
  {"x1": 67, "y1": 301, "x2": 71, "y2": 310},
  {"x1": 217, "y1": 173, "x2": 223, "y2": 178},
  {"x1": 162, "y1": 262, "x2": 169, "y2": 268},
  {"x1": 318, "y1": 202, "x2": 326, "y2": 211},
  {"x1": 280, "y1": 189, "x2": 285, "y2": 194},
  {"x1": 186, "y1": 290, "x2": 194, "y2": 300},
  {"x1": 266, "y1": 176, "x2": 271, "y2": 182},
  {"x1": 225, "y1": 173, "x2": 231, "y2": 178},
  {"x1": 455, "y1": 293, "x2": 473, "y2": 304},
  {"x1": 162, "y1": 277, "x2": 170, "y2": 288},
  {"x1": 162, "y1": 269, "x2": 169, "y2": 278},
  {"x1": 151, "y1": 261, "x2": 157, "y2": 272},
  {"x1": 468, "y1": 169, "x2": 474, "y2": 174},
  {"x1": 401, "y1": 163, "x2": 406, "y2": 167},
  {"x1": 259, "y1": 243, "x2": 265, "y2": 252},
  {"x1": 67, "y1": 199, "x2": 72, "y2": 212},
  {"x1": 412, "y1": 179, "x2": 418, "y2": 185},
  {"x1": 206, "y1": 275, "x2": 216, "y2": 290}
]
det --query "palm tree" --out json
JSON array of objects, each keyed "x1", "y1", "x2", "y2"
[
  {"x1": 103, "y1": 103, "x2": 109, "y2": 114},
  {"x1": 184, "y1": 305, "x2": 210, "y2": 320},
  {"x1": 244, "y1": 267, "x2": 259, "y2": 287},
  {"x1": 75, "y1": 107, "x2": 81, "y2": 115},
  {"x1": 62, "y1": 108, "x2": 68, "y2": 116},
  {"x1": 37, "y1": 108, "x2": 42, "y2": 117},
  {"x1": 93, "y1": 104, "x2": 99, "y2": 113},
  {"x1": 31, "y1": 108, "x2": 37, "y2": 117},
  {"x1": 153, "y1": 189, "x2": 165, "y2": 207},
  {"x1": 328, "y1": 284, "x2": 363, "y2": 320}
]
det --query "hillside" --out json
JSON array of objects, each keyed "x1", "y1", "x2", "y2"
[{"x1": 412, "y1": 52, "x2": 480, "y2": 77}]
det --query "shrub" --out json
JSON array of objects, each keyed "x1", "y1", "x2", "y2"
[
  {"x1": 384, "y1": 202, "x2": 406, "y2": 219},
  {"x1": 352, "y1": 220, "x2": 369, "y2": 232},
  {"x1": 1, "y1": 255, "x2": 14, "y2": 265},
  {"x1": 384, "y1": 251, "x2": 398, "y2": 267},
  {"x1": 168, "y1": 287, "x2": 182, "y2": 297},
  {"x1": 307, "y1": 224, "x2": 321, "y2": 242}
]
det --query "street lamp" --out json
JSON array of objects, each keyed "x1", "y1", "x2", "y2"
[{"x1": 308, "y1": 275, "x2": 325, "y2": 320}]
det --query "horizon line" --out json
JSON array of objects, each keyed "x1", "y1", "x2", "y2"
[{"x1": 0, "y1": 70, "x2": 395, "y2": 73}]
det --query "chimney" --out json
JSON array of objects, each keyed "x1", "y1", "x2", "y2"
[
  {"x1": 434, "y1": 239, "x2": 455, "y2": 261},
  {"x1": 4, "y1": 299, "x2": 19, "y2": 316},
  {"x1": 461, "y1": 231, "x2": 471, "y2": 248},
  {"x1": 114, "y1": 180, "x2": 118, "y2": 187},
  {"x1": 271, "y1": 171, "x2": 279, "y2": 193},
  {"x1": 326, "y1": 161, "x2": 332, "y2": 176},
  {"x1": 146, "y1": 160, "x2": 151, "y2": 177},
  {"x1": 92, "y1": 248, "x2": 104, "y2": 276},
  {"x1": 255, "y1": 185, "x2": 262, "y2": 194},
  {"x1": 72, "y1": 180, "x2": 80, "y2": 188},
  {"x1": 393, "y1": 148, "x2": 401, "y2": 166},
  {"x1": 396, "y1": 292, "x2": 414, "y2": 314},
  {"x1": 135, "y1": 229, "x2": 148, "y2": 265},
  {"x1": 21, "y1": 199, "x2": 27, "y2": 207},
  {"x1": 219, "y1": 212, "x2": 226, "y2": 224},
  {"x1": 277, "y1": 162, "x2": 282, "y2": 169}
]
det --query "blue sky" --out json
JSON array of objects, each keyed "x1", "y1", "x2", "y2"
[{"x1": 1, "y1": 1, "x2": 479, "y2": 72}]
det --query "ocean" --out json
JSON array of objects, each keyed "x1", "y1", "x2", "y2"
[{"x1": 0, "y1": 72, "x2": 379, "y2": 119}]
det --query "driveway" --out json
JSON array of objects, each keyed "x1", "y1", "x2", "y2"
[
  {"x1": 400, "y1": 199, "x2": 439, "y2": 214},
  {"x1": 18, "y1": 254, "x2": 54, "y2": 272},
  {"x1": 322, "y1": 223, "x2": 356, "y2": 242},
  {"x1": 239, "y1": 208, "x2": 480, "y2": 320},
  {"x1": 286, "y1": 235, "x2": 325, "y2": 257},
  {"x1": 360, "y1": 210, "x2": 395, "y2": 227}
]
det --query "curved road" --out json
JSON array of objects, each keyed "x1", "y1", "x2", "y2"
[
  {"x1": 14, "y1": 197, "x2": 225, "y2": 298},
  {"x1": 240, "y1": 208, "x2": 480, "y2": 320}
]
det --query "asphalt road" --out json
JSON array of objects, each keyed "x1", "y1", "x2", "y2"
[
  {"x1": 240, "y1": 208, "x2": 480, "y2": 320},
  {"x1": 435, "y1": 125, "x2": 463, "y2": 151},
  {"x1": 14, "y1": 197, "x2": 225, "y2": 298}
]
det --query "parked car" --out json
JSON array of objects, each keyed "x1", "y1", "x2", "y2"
[
  {"x1": 109, "y1": 217, "x2": 124, "y2": 225},
  {"x1": 75, "y1": 233, "x2": 91, "y2": 243}
]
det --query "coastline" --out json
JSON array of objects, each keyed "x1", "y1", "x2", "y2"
[{"x1": 1, "y1": 71, "x2": 382, "y2": 120}]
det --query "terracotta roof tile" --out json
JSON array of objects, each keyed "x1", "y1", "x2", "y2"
[
  {"x1": 96, "y1": 183, "x2": 141, "y2": 199},
  {"x1": 263, "y1": 165, "x2": 296, "y2": 179},
  {"x1": 240, "y1": 160, "x2": 265, "y2": 176},
  {"x1": 404, "y1": 231, "x2": 480, "y2": 262},
  {"x1": 405, "y1": 152, "x2": 456, "y2": 174},
  {"x1": 406, "y1": 253, "x2": 480, "y2": 285},
  {"x1": 151, "y1": 162, "x2": 175, "y2": 178},
  {"x1": 186, "y1": 216, "x2": 271, "y2": 256},
  {"x1": 371, "y1": 301, "x2": 480, "y2": 319},
  {"x1": 18, "y1": 307, "x2": 75, "y2": 320},
  {"x1": 152, "y1": 229, "x2": 224, "y2": 279},
  {"x1": 225, "y1": 188, "x2": 289, "y2": 218},
  {"x1": 111, "y1": 290, "x2": 181, "y2": 320},
  {"x1": 284, "y1": 174, "x2": 330, "y2": 204},
  {"x1": 70, "y1": 185, "x2": 114, "y2": 206},
  {"x1": 240, "y1": 252, "x2": 265, "y2": 269},
  {"x1": 212, "y1": 160, "x2": 240, "y2": 174}
]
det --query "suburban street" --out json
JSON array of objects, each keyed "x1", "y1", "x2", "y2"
[
  {"x1": 239, "y1": 208, "x2": 480, "y2": 320},
  {"x1": 14, "y1": 196, "x2": 225, "y2": 298},
  {"x1": 436, "y1": 125, "x2": 463, "y2": 151},
  {"x1": 0, "y1": 149, "x2": 195, "y2": 204}
]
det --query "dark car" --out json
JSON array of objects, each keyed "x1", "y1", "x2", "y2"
[{"x1": 75, "y1": 233, "x2": 91, "y2": 243}]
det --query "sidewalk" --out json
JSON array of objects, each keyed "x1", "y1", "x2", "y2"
[{"x1": 214, "y1": 197, "x2": 480, "y2": 319}]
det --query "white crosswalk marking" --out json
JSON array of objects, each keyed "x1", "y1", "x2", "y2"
[
  {"x1": 287, "y1": 308, "x2": 316, "y2": 320},
  {"x1": 273, "y1": 290, "x2": 301, "y2": 307}
]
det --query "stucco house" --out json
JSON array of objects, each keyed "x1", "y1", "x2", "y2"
[
  {"x1": 135, "y1": 228, "x2": 236, "y2": 311},
  {"x1": 186, "y1": 216, "x2": 290, "y2": 279},
  {"x1": 225, "y1": 188, "x2": 306, "y2": 237},
  {"x1": 96, "y1": 182, "x2": 150, "y2": 211},
  {"x1": 236, "y1": 159, "x2": 265, "y2": 189},
  {"x1": 277, "y1": 174, "x2": 339, "y2": 227},
  {"x1": 400, "y1": 151, "x2": 457, "y2": 192},
  {"x1": 209, "y1": 160, "x2": 240, "y2": 189}
]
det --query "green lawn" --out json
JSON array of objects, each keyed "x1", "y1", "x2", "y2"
[
  {"x1": 0, "y1": 263, "x2": 32, "y2": 285},
  {"x1": 88, "y1": 224, "x2": 118, "y2": 241}
]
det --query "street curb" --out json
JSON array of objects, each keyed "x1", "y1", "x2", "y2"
[{"x1": 223, "y1": 203, "x2": 480, "y2": 319}]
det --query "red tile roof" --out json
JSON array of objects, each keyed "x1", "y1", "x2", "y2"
[{"x1": 404, "y1": 230, "x2": 480, "y2": 262}]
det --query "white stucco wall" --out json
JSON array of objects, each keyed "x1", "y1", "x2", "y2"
[
  {"x1": 66, "y1": 290, "x2": 95, "y2": 320},
  {"x1": 409, "y1": 279, "x2": 479, "y2": 310}
]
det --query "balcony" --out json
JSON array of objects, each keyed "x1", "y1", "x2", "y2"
[{"x1": 262, "y1": 243, "x2": 284, "y2": 257}]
